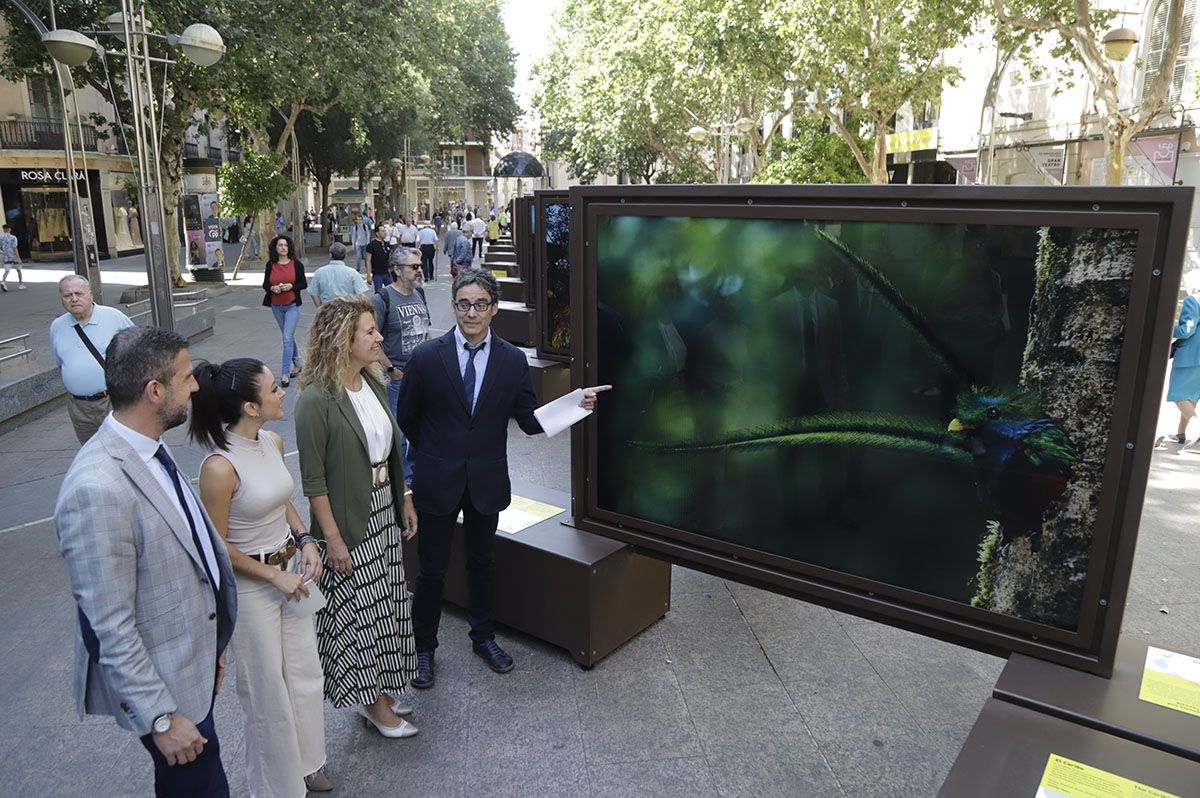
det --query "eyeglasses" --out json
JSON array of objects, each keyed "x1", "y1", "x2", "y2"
[{"x1": 454, "y1": 299, "x2": 495, "y2": 313}]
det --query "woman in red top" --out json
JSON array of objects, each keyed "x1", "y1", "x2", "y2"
[{"x1": 262, "y1": 235, "x2": 309, "y2": 387}]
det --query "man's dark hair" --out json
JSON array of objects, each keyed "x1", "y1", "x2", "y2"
[
  {"x1": 452, "y1": 268, "x2": 498, "y2": 304},
  {"x1": 2, "y1": 225, "x2": 10, "y2": 232},
  {"x1": 105, "y1": 326, "x2": 188, "y2": 411}
]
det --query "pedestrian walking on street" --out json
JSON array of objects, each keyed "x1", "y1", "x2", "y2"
[
  {"x1": 1167, "y1": 292, "x2": 1200, "y2": 444},
  {"x1": 295, "y1": 296, "x2": 421, "y2": 740},
  {"x1": 376, "y1": 247, "x2": 430, "y2": 483},
  {"x1": 262, "y1": 235, "x2": 307, "y2": 388},
  {"x1": 417, "y1": 220, "x2": 438, "y2": 281},
  {"x1": 190, "y1": 358, "x2": 333, "y2": 797},
  {"x1": 450, "y1": 222, "x2": 474, "y2": 277},
  {"x1": 469, "y1": 212, "x2": 487, "y2": 259},
  {"x1": 364, "y1": 223, "x2": 394, "y2": 294},
  {"x1": 243, "y1": 216, "x2": 261, "y2": 260},
  {"x1": 348, "y1": 212, "x2": 374, "y2": 272},
  {"x1": 50, "y1": 274, "x2": 135, "y2": 443},
  {"x1": 442, "y1": 220, "x2": 464, "y2": 280},
  {"x1": 54, "y1": 325, "x2": 237, "y2": 798},
  {"x1": 486, "y1": 213, "x2": 499, "y2": 247},
  {"x1": 307, "y1": 242, "x2": 369, "y2": 306},
  {"x1": 397, "y1": 216, "x2": 419, "y2": 250},
  {"x1": 1, "y1": 224, "x2": 25, "y2": 290}
]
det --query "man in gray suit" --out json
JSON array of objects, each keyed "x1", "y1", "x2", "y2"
[{"x1": 55, "y1": 326, "x2": 237, "y2": 797}]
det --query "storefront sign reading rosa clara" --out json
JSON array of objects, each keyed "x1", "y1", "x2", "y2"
[{"x1": 18, "y1": 169, "x2": 86, "y2": 183}]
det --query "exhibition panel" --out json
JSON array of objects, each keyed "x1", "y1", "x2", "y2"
[
  {"x1": 535, "y1": 190, "x2": 571, "y2": 361},
  {"x1": 569, "y1": 184, "x2": 1193, "y2": 675}
]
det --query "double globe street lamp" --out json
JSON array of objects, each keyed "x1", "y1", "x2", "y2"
[{"x1": 41, "y1": 3, "x2": 224, "y2": 329}]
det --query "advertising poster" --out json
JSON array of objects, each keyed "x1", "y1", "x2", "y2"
[
  {"x1": 201, "y1": 192, "x2": 222, "y2": 267},
  {"x1": 180, "y1": 194, "x2": 207, "y2": 267}
]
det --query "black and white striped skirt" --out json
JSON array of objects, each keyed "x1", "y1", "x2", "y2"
[{"x1": 314, "y1": 480, "x2": 417, "y2": 708}]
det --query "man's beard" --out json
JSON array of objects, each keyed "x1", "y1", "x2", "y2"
[{"x1": 159, "y1": 402, "x2": 188, "y2": 431}]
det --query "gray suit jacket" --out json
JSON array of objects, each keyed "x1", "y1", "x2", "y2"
[{"x1": 54, "y1": 421, "x2": 237, "y2": 736}]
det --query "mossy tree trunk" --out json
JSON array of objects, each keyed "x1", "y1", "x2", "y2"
[{"x1": 984, "y1": 227, "x2": 1137, "y2": 627}]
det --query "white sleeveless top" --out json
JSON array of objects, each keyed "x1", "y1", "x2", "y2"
[{"x1": 203, "y1": 429, "x2": 294, "y2": 556}]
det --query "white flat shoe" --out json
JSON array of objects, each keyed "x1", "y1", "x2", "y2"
[{"x1": 357, "y1": 706, "x2": 419, "y2": 738}]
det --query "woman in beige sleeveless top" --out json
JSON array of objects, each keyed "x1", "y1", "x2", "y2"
[{"x1": 189, "y1": 358, "x2": 332, "y2": 797}]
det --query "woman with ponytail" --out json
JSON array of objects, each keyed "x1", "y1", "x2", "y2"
[{"x1": 189, "y1": 358, "x2": 333, "y2": 796}]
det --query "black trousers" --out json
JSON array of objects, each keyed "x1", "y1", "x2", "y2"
[
  {"x1": 471, "y1": 236, "x2": 484, "y2": 257},
  {"x1": 420, "y1": 243, "x2": 436, "y2": 281},
  {"x1": 412, "y1": 487, "x2": 499, "y2": 652},
  {"x1": 139, "y1": 708, "x2": 229, "y2": 798}
]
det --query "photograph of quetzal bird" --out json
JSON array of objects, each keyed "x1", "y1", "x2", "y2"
[{"x1": 594, "y1": 215, "x2": 1136, "y2": 630}]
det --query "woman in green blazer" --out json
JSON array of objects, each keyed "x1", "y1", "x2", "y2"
[{"x1": 295, "y1": 295, "x2": 421, "y2": 739}]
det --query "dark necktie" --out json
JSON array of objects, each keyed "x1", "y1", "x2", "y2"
[
  {"x1": 463, "y1": 341, "x2": 486, "y2": 414},
  {"x1": 153, "y1": 445, "x2": 218, "y2": 594}
]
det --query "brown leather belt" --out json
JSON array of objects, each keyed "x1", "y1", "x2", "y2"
[
  {"x1": 252, "y1": 542, "x2": 297, "y2": 569},
  {"x1": 371, "y1": 460, "x2": 389, "y2": 487}
]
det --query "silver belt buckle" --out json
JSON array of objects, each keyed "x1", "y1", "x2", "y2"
[{"x1": 372, "y1": 461, "x2": 388, "y2": 487}]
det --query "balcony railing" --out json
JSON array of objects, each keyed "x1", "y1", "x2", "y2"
[
  {"x1": 207, "y1": 146, "x2": 222, "y2": 163},
  {"x1": 228, "y1": 149, "x2": 243, "y2": 163},
  {"x1": 0, "y1": 120, "x2": 98, "y2": 152},
  {"x1": 184, "y1": 142, "x2": 199, "y2": 158}
]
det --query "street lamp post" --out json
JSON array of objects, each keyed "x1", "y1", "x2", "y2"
[
  {"x1": 688, "y1": 116, "x2": 757, "y2": 183},
  {"x1": 42, "y1": 3, "x2": 224, "y2": 329},
  {"x1": 11, "y1": 0, "x2": 103, "y2": 302}
]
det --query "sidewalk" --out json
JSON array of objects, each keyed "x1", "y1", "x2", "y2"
[{"x1": 0, "y1": 251, "x2": 1196, "y2": 796}]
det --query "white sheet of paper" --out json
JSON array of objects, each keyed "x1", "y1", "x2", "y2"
[{"x1": 534, "y1": 388, "x2": 591, "y2": 438}]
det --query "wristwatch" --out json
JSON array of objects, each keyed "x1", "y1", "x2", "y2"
[{"x1": 152, "y1": 712, "x2": 173, "y2": 734}]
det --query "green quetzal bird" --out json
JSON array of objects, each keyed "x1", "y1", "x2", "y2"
[{"x1": 946, "y1": 388, "x2": 1078, "y2": 552}]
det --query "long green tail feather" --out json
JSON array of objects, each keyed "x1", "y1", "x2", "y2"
[
  {"x1": 812, "y1": 227, "x2": 983, "y2": 387},
  {"x1": 630, "y1": 412, "x2": 972, "y2": 464}
]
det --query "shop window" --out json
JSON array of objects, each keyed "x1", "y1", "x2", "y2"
[{"x1": 1142, "y1": 0, "x2": 1195, "y2": 105}]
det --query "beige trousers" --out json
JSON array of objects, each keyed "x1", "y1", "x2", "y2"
[
  {"x1": 233, "y1": 576, "x2": 327, "y2": 798},
  {"x1": 66, "y1": 394, "x2": 110, "y2": 444}
]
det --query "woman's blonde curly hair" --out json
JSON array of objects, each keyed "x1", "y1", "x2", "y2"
[{"x1": 300, "y1": 295, "x2": 385, "y2": 396}]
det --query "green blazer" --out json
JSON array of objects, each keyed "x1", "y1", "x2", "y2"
[{"x1": 294, "y1": 374, "x2": 407, "y2": 549}]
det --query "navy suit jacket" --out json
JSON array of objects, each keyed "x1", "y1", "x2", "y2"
[{"x1": 396, "y1": 329, "x2": 542, "y2": 515}]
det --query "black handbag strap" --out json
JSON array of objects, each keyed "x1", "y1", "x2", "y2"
[{"x1": 74, "y1": 323, "x2": 105, "y2": 367}]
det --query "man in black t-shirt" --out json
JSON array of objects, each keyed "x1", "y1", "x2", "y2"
[{"x1": 364, "y1": 224, "x2": 393, "y2": 293}]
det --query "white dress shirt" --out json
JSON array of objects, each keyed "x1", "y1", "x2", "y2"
[
  {"x1": 454, "y1": 326, "x2": 492, "y2": 412},
  {"x1": 107, "y1": 414, "x2": 221, "y2": 588},
  {"x1": 345, "y1": 381, "x2": 394, "y2": 463}
]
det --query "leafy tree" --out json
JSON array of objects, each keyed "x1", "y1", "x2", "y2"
[
  {"x1": 535, "y1": 0, "x2": 806, "y2": 183},
  {"x1": 994, "y1": 0, "x2": 1185, "y2": 184},
  {"x1": 219, "y1": 152, "x2": 293, "y2": 276},
  {"x1": 753, "y1": 117, "x2": 869, "y2": 185},
  {"x1": 787, "y1": 0, "x2": 985, "y2": 183},
  {"x1": 0, "y1": 0, "x2": 228, "y2": 286}
]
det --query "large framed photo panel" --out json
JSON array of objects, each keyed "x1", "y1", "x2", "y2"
[
  {"x1": 536, "y1": 190, "x2": 571, "y2": 361},
  {"x1": 569, "y1": 184, "x2": 1193, "y2": 675}
]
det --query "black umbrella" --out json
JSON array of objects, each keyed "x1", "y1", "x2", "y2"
[{"x1": 492, "y1": 151, "x2": 546, "y2": 178}]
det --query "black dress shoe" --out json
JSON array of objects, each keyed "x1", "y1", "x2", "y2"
[
  {"x1": 472, "y1": 639, "x2": 515, "y2": 674},
  {"x1": 412, "y1": 651, "x2": 435, "y2": 689}
]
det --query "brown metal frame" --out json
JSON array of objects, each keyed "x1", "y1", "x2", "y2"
[
  {"x1": 512, "y1": 195, "x2": 537, "y2": 308},
  {"x1": 568, "y1": 183, "x2": 1193, "y2": 676},
  {"x1": 535, "y1": 190, "x2": 571, "y2": 362}
]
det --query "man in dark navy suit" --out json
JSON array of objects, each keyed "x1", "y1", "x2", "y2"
[{"x1": 396, "y1": 268, "x2": 608, "y2": 686}]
